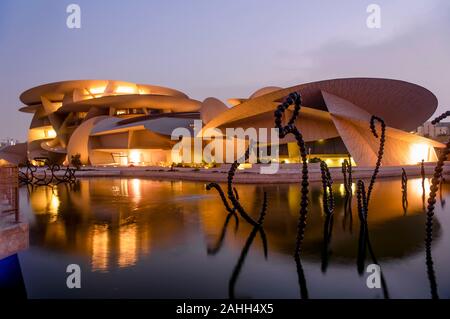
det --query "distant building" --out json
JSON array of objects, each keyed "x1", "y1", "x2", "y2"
[
  {"x1": 417, "y1": 121, "x2": 449, "y2": 139},
  {"x1": 0, "y1": 138, "x2": 21, "y2": 165},
  {"x1": 0, "y1": 138, "x2": 18, "y2": 149}
]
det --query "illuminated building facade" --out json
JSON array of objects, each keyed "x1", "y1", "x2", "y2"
[{"x1": 0, "y1": 78, "x2": 445, "y2": 167}]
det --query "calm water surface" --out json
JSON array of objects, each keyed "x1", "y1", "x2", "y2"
[{"x1": 17, "y1": 177, "x2": 450, "y2": 298}]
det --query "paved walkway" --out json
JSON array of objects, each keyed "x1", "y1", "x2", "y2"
[
  {"x1": 37, "y1": 162, "x2": 450, "y2": 184},
  {"x1": 0, "y1": 215, "x2": 28, "y2": 260}
]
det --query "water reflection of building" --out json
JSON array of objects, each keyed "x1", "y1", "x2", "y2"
[
  {"x1": 198, "y1": 178, "x2": 444, "y2": 262},
  {"x1": 24, "y1": 177, "x2": 447, "y2": 269},
  {"x1": 25, "y1": 179, "x2": 195, "y2": 271},
  {"x1": 91, "y1": 224, "x2": 109, "y2": 271},
  {"x1": 90, "y1": 222, "x2": 144, "y2": 272}
]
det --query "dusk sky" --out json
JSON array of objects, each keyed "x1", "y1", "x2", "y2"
[{"x1": 1, "y1": 0, "x2": 449, "y2": 141}]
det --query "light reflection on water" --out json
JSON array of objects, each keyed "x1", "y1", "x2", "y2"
[{"x1": 17, "y1": 177, "x2": 450, "y2": 298}]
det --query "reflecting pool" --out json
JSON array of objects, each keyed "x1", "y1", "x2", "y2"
[{"x1": 17, "y1": 177, "x2": 450, "y2": 298}]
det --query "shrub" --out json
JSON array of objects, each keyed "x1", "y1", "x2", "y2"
[
  {"x1": 308, "y1": 157, "x2": 322, "y2": 164},
  {"x1": 71, "y1": 153, "x2": 82, "y2": 169}
]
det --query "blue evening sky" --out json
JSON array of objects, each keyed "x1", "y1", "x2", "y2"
[{"x1": 0, "y1": 0, "x2": 449, "y2": 141}]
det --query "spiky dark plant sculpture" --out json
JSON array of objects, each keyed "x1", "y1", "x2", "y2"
[
  {"x1": 342, "y1": 155, "x2": 353, "y2": 197},
  {"x1": 320, "y1": 161, "x2": 334, "y2": 273},
  {"x1": 356, "y1": 180, "x2": 368, "y2": 275},
  {"x1": 226, "y1": 144, "x2": 260, "y2": 227},
  {"x1": 229, "y1": 192, "x2": 268, "y2": 299},
  {"x1": 355, "y1": 115, "x2": 386, "y2": 264},
  {"x1": 207, "y1": 141, "x2": 270, "y2": 298},
  {"x1": 294, "y1": 252, "x2": 309, "y2": 299},
  {"x1": 320, "y1": 161, "x2": 334, "y2": 215},
  {"x1": 55, "y1": 164, "x2": 77, "y2": 184},
  {"x1": 421, "y1": 159, "x2": 427, "y2": 208},
  {"x1": 423, "y1": 110, "x2": 450, "y2": 299},
  {"x1": 439, "y1": 174, "x2": 446, "y2": 208},
  {"x1": 18, "y1": 160, "x2": 37, "y2": 185},
  {"x1": 354, "y1": 115, "x2": 390, "y2": 298},
  {"x1": 341, "y1": 156, "x2": 353, "y2": 232},
  {"x1": 347, "y1": 154, "x2": 353, "y2": 191},
  {"x1": 342, "y1": 199, "x2": 353, "y2": 232},
  {"x1": 426, "y1": 238, "x2": 439, "y2": 299},
  {"x1": 205, "y1": 183, "x2": 240, "y2": 255},
  {"x1": 274, "y1": 92, "x2": 309, "y2": 256},
  {"x1": 366, "y1": 116, "x2": 386, "y2": 205},
  {"x1": 206, "y1": 182, "x2": 239, "y2": 224},
  {"x1": 18, "y1": 158, "x2": 77, "y2": 186},
  {"x1": 356, "y1": 180, "x2": 390, "y2": 298},
  {"x1": 207, "y1": 207, "x2": 237, "y2": 255},
  {"x1": 401, "y1": 168, "x2": 408, "y2": 213},
  {"x1": 208, "y1": 143, "x2": 269, "y2": 258},
  {"x1": 421, "y1": 159, "x2": 426, "y2": 188},
  {"x1": 273, "y1": 91, "x2": 310, "y2": 299}
]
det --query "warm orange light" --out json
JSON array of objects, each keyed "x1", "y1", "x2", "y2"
[
  {"x1": 46, "y1": 189, "x2": 60, "y2": 223},
  {"x1": 129, "y1": 150, "x2": 142, "y2": 164},
  {"x1": 89, "y1": 86, "x2": 106, "y2": 95},
  {"x1": 410, "y1": 143, "x2": 429, "y2": 164},
  {"x1": 411, "y1": 177, "x2": 431, "y2": 198},
  {"x1": 45, "y1": 129, "x2": 57, "y2": 138},
  {"x1": 339, "y1": 182, "x2": 356, "y2": 196},
  {"x1": 339, "y1": 183, "x2": 346, "y2": 196},
  {"x1": 91, "y1": 225, "x2": 109, "y2": 272},
  {"x1": 115, "y1": 86, "x2": 136, "y2": 94},
  {"x1": 237, "y1": 163, "x2": 252, "y2": 170},
  {"x1": 50, "y1": 192, "x2": 60, "y2": 213},
  {"x1": 115, "y1": 109, "x2": 127, "y2": 116},
  {"x1": 118, "y1": 224, "x2": 138, "y2": 268},
  {"x1": 130, "y1": 179, "x2": 141, "y2": 201},
  {"x1": 28, "y1": 126, "x2": 57, "y2": 141}
]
